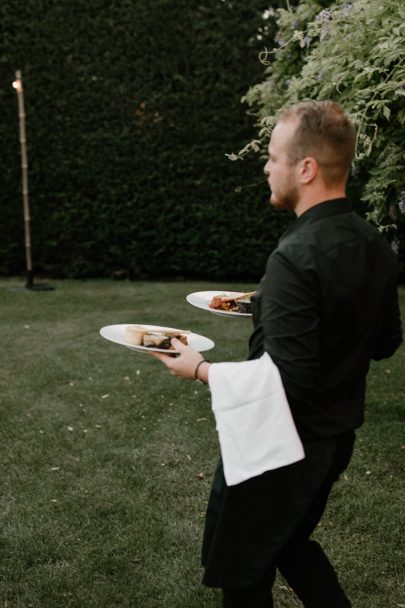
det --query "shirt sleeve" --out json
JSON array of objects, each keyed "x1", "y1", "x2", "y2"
[
  {"x1": 260, "y1": 250, "x2": 322, "y2": 399},
  {"x1": 372, "y1": 280, "x2": 403, "y2": 360}
]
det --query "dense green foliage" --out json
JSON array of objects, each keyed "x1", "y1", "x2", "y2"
[
  {"x1": 242, "y1": 0, "x2": 405, "y2": 275},
  {"x1": 2, "y1": 0, "x2": 403, "y2": 280},
  {"x1": 0, "y1": 0, "x2": 294, "y2": 281}
]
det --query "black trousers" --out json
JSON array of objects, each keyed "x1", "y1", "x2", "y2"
[{"x1": 222, "y1": 432, "x2": 354, "y2": 608}]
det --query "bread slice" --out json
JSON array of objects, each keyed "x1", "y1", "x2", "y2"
[{"x1": 125, "y1": 325, "x2": 189, "y2": 349}]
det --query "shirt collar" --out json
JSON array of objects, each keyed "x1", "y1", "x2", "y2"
[{"x1": 280, "y1": 198, "x2": 351, "y2": 240}]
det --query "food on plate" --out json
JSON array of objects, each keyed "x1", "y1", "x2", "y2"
[
  {"x1": 124, "y1": 325, "x2": 189, "y2": 350},
  {"x1": 209, "y1": 292, "x2": 255, "y2": 314},
  {"x1": 236, "y1": 297, "x2": 253, "y2": 314},
  {"x1": 142, "y1": 333, "x2": 188, "y2": 349}
]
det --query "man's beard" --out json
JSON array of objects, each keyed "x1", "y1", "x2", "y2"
[{"x1": 270, "y1": 183, "x2": 299, "y2": 212}]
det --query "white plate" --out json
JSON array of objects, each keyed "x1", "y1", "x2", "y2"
[
  {"x1": 186, "y1": 291, "x2": 252, "y2": 318},
  {"x1": 100, "y1": 324, "x2": 215, "y2": 354}
]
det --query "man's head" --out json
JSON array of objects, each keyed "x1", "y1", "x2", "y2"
[{"x1": 264, "y1": 100, "x2": 357, "y2": 214}]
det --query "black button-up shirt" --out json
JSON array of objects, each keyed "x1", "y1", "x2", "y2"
[
  {"x1": 202, "y1": 198, "x2": 402, "y2": 589},
  {"x1": 248, "y1": 198, "x2": 403, "y2": 439}
]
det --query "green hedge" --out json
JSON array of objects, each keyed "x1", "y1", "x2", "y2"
[
  {"x1": 1, "y1": 0, "x2": 402, "y2": 281},
  {"x1": 0, "y1": 0, "x2": 292, "y2": 281}
]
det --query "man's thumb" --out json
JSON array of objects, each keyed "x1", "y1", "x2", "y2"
[{"x1": 171, "y1": 337, "x2": 186, "y2": 350}]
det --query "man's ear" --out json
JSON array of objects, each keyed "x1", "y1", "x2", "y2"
[{"x1": 298, "y1": 157, "x2": 318, "y2": 184}]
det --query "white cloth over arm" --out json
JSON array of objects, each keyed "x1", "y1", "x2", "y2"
[{"x1": 208, "y1": 352, "x2": 305, "y2": 486}]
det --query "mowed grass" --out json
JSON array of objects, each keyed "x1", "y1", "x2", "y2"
[{"x1": 0, "y1": 278, "x2": 404, "y2": 608}]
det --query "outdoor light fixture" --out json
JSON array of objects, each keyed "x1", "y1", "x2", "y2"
[
  {"x1": 13, "y1": 69, "x2": 54, "y2": 291},
  {"x1": 12, "y1": 78, "x2": 22, "y2": 92}
]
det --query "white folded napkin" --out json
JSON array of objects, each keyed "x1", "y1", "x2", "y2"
[{"x1": 208, "y1": 353, "x2": 305, "y2": 486}]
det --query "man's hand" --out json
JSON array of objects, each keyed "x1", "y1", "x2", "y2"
[{"x1": 150, "y1": 338, "x2": 210, "y2": 382}]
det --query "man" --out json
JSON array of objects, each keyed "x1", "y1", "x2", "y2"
[{"x1": 152, "y1": 100, "x2": 402, "y2": 607}]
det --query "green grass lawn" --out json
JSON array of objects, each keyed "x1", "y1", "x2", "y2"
[{"x1": 0, "y1": 278, "x2": 404, "y2": 608}]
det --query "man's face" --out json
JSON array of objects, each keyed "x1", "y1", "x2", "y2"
[{"x1": 264, "y1": 119, "x2": 299, "y2": 212}]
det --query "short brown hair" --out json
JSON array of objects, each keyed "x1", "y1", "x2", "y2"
[{"x1": 279, "y1": 100, "x2": 357, "y2": 186}]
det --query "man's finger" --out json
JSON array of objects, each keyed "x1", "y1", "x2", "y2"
[
  {"x1": 171, "y1": 337, "x2": 200, "y2": 357},
  {"x1": 170, "y1": 337, "x2": 188, "y2": 352},
  {"x1": 149, "y1": 351, "x2": 174, "y2": 365}
]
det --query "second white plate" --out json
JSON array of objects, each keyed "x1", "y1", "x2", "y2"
[{"x1": 186, "y1": 291, "x2": 252, "y2": 318}]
